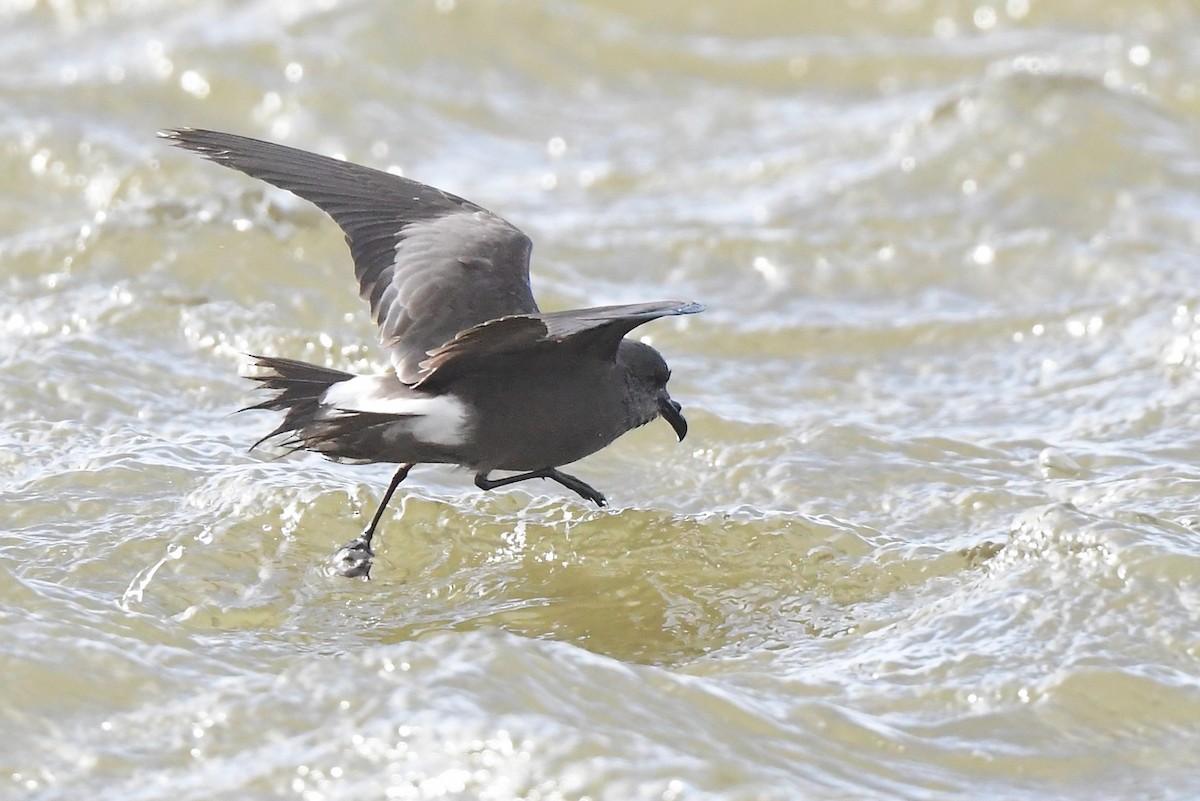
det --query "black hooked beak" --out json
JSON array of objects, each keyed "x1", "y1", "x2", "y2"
[{"x1": 658, "y1": 395, "x2": 688, "y2": 441}]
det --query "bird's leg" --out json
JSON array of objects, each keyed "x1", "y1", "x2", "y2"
[
  {"x1": 332, "y1": 463, "x2": 413, "y2": 579},
  {"x1": 543, "y1": 468, "x2": 608, "y2": 507},
  {"x1": 475, "y1": 468, "x2": 607, "y2": 507}
]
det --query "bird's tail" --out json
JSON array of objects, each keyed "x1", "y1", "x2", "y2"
[{"x1": 242, "y1": 354, "x2": 356, "y2": 452}]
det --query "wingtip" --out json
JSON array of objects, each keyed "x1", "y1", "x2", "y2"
[
  {"x1": 157, "y1": 127, "x2": 189, "y2": 141},
  {"x1": 157, "y1": 127, "x2": 221, "y2": 153},
  {"x1": 663, "y1": 300, "x2": 704, "y2": 316}
]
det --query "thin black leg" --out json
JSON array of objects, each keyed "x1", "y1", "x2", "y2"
[
  {"x1": 332, "y1": 463, "x2": 413, "y2": 579},
  {"x1": 363, "y1": 464, "x2": 412, "y2": 547},
  {"x1": 475, "y1": 468, "x2": 607, "y2": 507},
  {"x1": 542, "y1": 469, "x2": 608, "y2": 507}
]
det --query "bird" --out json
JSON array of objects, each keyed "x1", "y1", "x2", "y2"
[{"x1": 160, "y1": 127, "x2": 703, "y2": 578}]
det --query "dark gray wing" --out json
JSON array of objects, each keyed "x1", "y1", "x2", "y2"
[
  {"x1": 416, "y1": 300, "x2": 704, "y2": 389},
  {"x1": 160, "y1": 128, "x2": 538, "y2": 383}
]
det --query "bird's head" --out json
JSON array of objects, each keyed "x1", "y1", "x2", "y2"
[{"x1": 617, "y1": 339, "x2": 688, "y2": 441}]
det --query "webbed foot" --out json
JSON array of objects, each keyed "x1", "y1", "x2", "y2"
[{"x1": 332, "y1": 536, "x2": 374, "y2": 579}]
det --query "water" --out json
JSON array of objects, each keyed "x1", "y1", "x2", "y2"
[{"x1": 3, "y1": 0, "x2": 1200, "y2": 798}]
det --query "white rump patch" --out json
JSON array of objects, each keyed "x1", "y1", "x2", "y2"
[{"x1": 320, "y1": 376, "x2": 469, "y2": 447}]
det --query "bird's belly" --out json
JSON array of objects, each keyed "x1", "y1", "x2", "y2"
[
  {"x1": 485, "y1": 428, "x2": 621, "y2": 472},
  {"x1": 461, "y1": 373, "x2": 629, "y2": 472}
]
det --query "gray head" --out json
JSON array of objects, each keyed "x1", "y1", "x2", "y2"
[{"x1": 616, "y1": 339, "x2": 688, "y2": 441}]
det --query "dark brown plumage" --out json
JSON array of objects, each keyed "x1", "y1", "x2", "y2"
[{"x1": 162, "y1": 128, "x2": 703, "y2": 577}]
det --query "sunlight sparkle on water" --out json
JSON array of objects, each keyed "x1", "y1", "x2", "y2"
[{"x1": 180, "y1": 70, "x2": 210, "y2": 99}]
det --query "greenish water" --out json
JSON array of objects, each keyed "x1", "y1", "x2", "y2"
[{"x1": 3, "y1": 1, "x2": 1200, "y2": 799}]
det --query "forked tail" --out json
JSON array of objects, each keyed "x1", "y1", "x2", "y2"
[{"x1": 242, "y1": 354, "x2": 355, "y2": 452}]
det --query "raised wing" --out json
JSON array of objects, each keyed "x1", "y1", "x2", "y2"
[
  {"x1": 160, "y1": 128, "x2": 539, "y2": 383},
  {"x1": 416, "y1": 300, "x2": 704, "y2": 389}
]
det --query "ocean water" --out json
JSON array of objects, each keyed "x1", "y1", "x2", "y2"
[{"x1": 2, "y1": 1, "x2": 1200, "y2": 798}]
